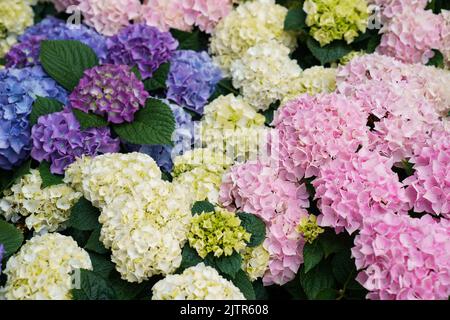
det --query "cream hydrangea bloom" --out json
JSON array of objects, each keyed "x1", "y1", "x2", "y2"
[
  {"x1": 1, "y1": 233, "x2": 92, "y2": 300},
  {"x1": 200, "y1": 94, "x2": 267, "y2": 160},
  {"x1": 64, "y1": 152, "x2": 161, "y2": 208},
  {"x1": 210, "y1": 0, "x2": 296, "y2": 73},
  {"x1": 241, "y1": 244, "x2": 270, "y2": 281},
  {"x1": 0, "y1": 0, "x2": 34, "y2": 57},
  {"x1": 0, "y1": 170, "x2": 82, "y2": 233},
  {"x1": 173, "y1": 148, "x2": 233, "y2": 203},
  {"x1": 231, "y1": 41, "x2": 302, "y2": 110},
  {"x1": 152, "y1": 263, "x2": 245, "y2": 300}
]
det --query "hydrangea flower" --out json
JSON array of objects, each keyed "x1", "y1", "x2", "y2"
[
  {"x1": 210, "y1": 0, "x2": 296, "y2": 73},
  {"x1": 166, "y1": 50, "x2": 222, "y2": 115},
  {"x1": 296, "y1": 215, "x2": 324, "y2": 244},
  {"x1": 188, "y1": 208, "x2": 251, "y2": 258},
  {"x1": 303, "y1": 0, "x2": 369, "y2": 46},
  {"x1": 368, "y1": 0, "x2": 429, "y2": 22},
  {"x1": 2, "y1": 233, "x2": 92, "y2": 300},
  {"x1": 404, "y1": 130, "x2": 449, "y2": 218},
  {"x1": 139, "y1": 0, "x2": 233, "y2": 34},
  {"x1": 75, "y1": 0, "x2": 141, "y2": 36},
  {"x1": 5, "y1": 36, "x2": 43, "y2": 69},
  {"x1": 352, "y1": 213, "x2": 450, "y2": 300},
  {"x1": 69, "y1": 64, "x2": 149, "y2": 124},
  {"x1": 313, "y1": 149, "x2": 410, "y2": 234},
  {"x1": 152, "y1": 263, "x2": 245, "y2": 300},
  {"x1": 241, "y1": 244, "x2": 270, "y2": 281},
  {"x1": 219, "y1": 161, "x2": 310, "y2": 285},
  {"x1": 441, "y1": 10, "x2": 450, "y2": 69},
  {"x1": 46, "y1": 0, "x2": 80, "y2": 12},
  {"x1": 31, "y1": 108, "x2": 120, "y2": 174},
  {"x1": 0, "y1": 0, "x2": 34, "y2": 57},
  {"x1": 106, "y1": 24, "x2": 178, "y2": 80},
  {"x1": 0, "y1": 169, "x2": 82, "y2": 233},
  {"x1": 231, "y1": 41, "x2": 302, "y2": 110},
  {"x1": 272, "y1": 93, "x2": 369, "y2": 181},
  {"x1": 0, "y1": 66, "x2": 68, "y2": 170}
]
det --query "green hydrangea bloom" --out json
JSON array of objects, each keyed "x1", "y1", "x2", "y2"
[
  {"x1": 188, "y1": 207, "x2": 251, "y2": 259},
  {"x1": 304, "y1": 0, "x2": 369, "y2": 46},
  {"x1": 296, "y1": 215, "x2": 324, "y2": 244}
]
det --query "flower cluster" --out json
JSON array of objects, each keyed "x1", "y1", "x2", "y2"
[
  {"x1": 220, "y1": 161, "x2": 310, "y2": 285},
  {"x1": 188, "y1": 208, "x2": 251, "y2": 258},
  {"x1": 368, "y1": 0, "x2": 428, "y2": 21},
  {"x1": 1, "y1": 233, "x2": 92, "y2": 300},
  {"x1": 0, "y1": 169, "x2": 82, "y2": 233},
  {"x1": 5, "y1": 36, "x2": 43, "y2": 69},
  {"x1": 0, "y1": 0, "x2": 34, "y2": 57},
  {"x1": 231, "y1": 41, "x2": 302, "y2": 110},
  {"x1": 166, "y1": 50, "x2": 222, "y2": 114},
  {"x1": 210, "y1": 0, "x2": 296, "y2": 73},
  {"x1": 0, "y1": 66, "x2": 67, "y2": 170},
  {"x1": 46, "y1": 0, "x2": 80, "y2": 12},
  {"x1": 31, "y1": 108, "x2": 120, "y2": 174},
  {"x1": 241, "y1": 244, "x2": 270, "y2": 281},
  {"x1": 140, "y1": 0, "x2": 233, "y2": 34},
  {"x1": 152, "y1": 263, "x2": 245, "y2": 300},
  {"x1": 296, "y1": 215, "x2": 324, "y2": 244},
  {"x1": 352, "y1": 214, "x2": 450, "y2": 300},
  {"x1": 106, "y1": 24, "x2": 178, "y2": 80},
  {"x1": 173, "y1": 148, "x2": 233, "y2": 203},
  {"x1": 69, "y1": 64, "x2": 149, "y2": 124},
  {"x1": 303, "y1": 0, "x2": 369, "y2": 46}
]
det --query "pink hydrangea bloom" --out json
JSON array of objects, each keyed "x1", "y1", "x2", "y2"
[
  {"x1": 51, "y1": 0, "x2": 80, "y2": 12},
  {"x1": 139, "y1": 0, "x2": 233, "y2": 33},
  {"x1": 377, "y1": 8, "x2": 444, "y2": 64},
  {"x1": 313, "y1": 149, "x2": 410, "y2": 234},
  {"x1": 219, "y1": 161, "x2": 310, "y2": 286},
  {"x1": 368, "y1": 0, "x2": 428, "y2": 21},
  {"x1": 352, "y1": 213, "x2": 450, "y2": 300},
  {"x1": 441, "y1": 10, "x2": 450, "y2": 68},
  {"x1": 76, "y1": 0, "x2": 141, "y2": 36},
  {"x1": 271, "y1": 93, "x2": 369, "y2": 182},
  {"x1": 404, "y1": 130, "x2": 450, "y2": 218}
]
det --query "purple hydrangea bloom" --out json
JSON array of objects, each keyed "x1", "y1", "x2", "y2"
[
  {"x1": 138, "y1": 103, "x2": 194, "y2": 172},
  {"x1": 0, "y1": 67, "x2": 68, "y2": 170},
  {"x1": 18, "y1": 16, "x2": 108, "y2": 61},
  {"x1": 0, "y1": 243, "x2": 4, "y2": 272},
  {"x1": 106, "y1": 24, "x2": 178, "y2": 80},
  {"x1": 5, "y1": 36, "x2": 44, "y2": 69},
  {"x1": 31, "y1": 108, "x2": 120, "y2": 174},
  {"x1": 69, "y1": 64, "x2": 149, "y2": 124},
  {"x1": 166, "y1": 50, "x2": 222, "y2": 115}
]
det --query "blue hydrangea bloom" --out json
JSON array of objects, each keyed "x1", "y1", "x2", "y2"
[
  {"x1": 166, "y1": 50, "x2": 222, "y2": 115},
  {"x1": 0, "y1": 67, "x2": 68, "y2": 170},
  {"x1": 139, "y1": 103, "x2": 194, "y2": 172}
]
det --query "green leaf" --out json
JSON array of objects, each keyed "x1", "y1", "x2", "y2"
[
  {"x1": 331, "y1": 249, "x2": 355, "y2": 284},
  {"x1": 253, "y1": 280, "x2": 269, "y2": 300},
  {"x1": 72, "y1": 109, "x2": 108, "y2": 129},
  {"x1": 191, "y1": 201, "x2": 215, "y2": 215},
  {"x1": 170, "y1": 29, "x2": 207, "y2": 51},
  {"x1": 237, "y1": 212, "x2": 266, "y2": 247},
  {"x1": 299, "y1": 263, "x2": 336, "y2": 300},
  {"x1": 427, "y1": 50, "x2": 445, "y2": 69},
  {"x1": 38, "y1": 161, "x2": 64, "y2": 188},
  {"x1": 306, "y1": 37, "x2": 352, "y2": 65},
  {"x1": 88, "y1": 252, "x2": 114, "y2": 278},
  {"x1": 131, "y1": 65, "x2": 142, "y2": 80},
  {"x1": 30, "y1": 96, "x2": 64, "y2": 126},
  {"x1": 110, "y1": 276, "x2": 155, "y2": 300},
  {"x1": 227, "y1": 270, "x2": 256, "y2": 300},
  {"x1": 212, "y1": 252, "x2": 242, "y2": 278},
  {"x1": 208, "y1": 78, "x2": 239, "y2": 102},
  {"x1": 113, "y1": 98, "x2": 175, "y2": 146},
  {"x1": 0, "y1": 159, "x2": 31, "y2": 193},
  {"x1": 72, "y1": 269, "x2": 116, "y2": 300},
  {"x1": 144, "y1": 62, "x2": 170, "y2": 92},
  {"x1": 67, "y1": 198, "x2": 100, "y2": 231},
  {"x1": 318, "y1": 230, "x2": 349, "y2": 258},
  {"x1": 284, "y1": 7, "x2": 307, "y2": 32},
  {"x1": 40, "y1": 40, "x2": 99, "y2": 91},
  {"x1": 315, "y1": 288, "x2": 338, "y2": 300},
  {"x1": 85, "y1": 228, "x2": 108, "y2": 254},
  {"x1": 178, "y1": 245, "x2": 203, "y2": 272},
  {"x1": 303, "y1": 241, "x2": 324, "y2": 273},
  {"x1": 0, "y1": 220, "x2": 24, "y2": 257}
]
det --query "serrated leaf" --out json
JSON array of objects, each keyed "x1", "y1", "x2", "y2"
[
  {"x1": 40, "y1": 40, "x2": 99, "y2": 91},
  {"x1": 38, "y1": 161, "x2": 64, "y2": 188},
  {"x1": 113, "y1": 98, "x2": 175, "y2": 146},
  {"x1": 179, "y1": 245, "x2": 203, "y2": 272},
  {"x1": 237, "y1": 212, "x2": 266, "y2": 247},
  {"x1": 227, "y1": 270, "x2": 256, "y2": 300},
  {"x1": 306, "y1": 37, "x2": 352, "y2": 65},
  {"x1": 0, "y1": 220, "x2": 24, "y2": 257},
  {"x1": 88, "y1": 252, "x2": 114, "y2": 278},
  {"x1": 299, "y1": 264, "x2": 336, "y2": 300},
  {"x1": 71, "y1": 109, "x2": 108, "y2": 129},
  {"x1": 144, "y1": 62, "x2": 170, "y2": 91},
  {"x1": 331, "y1": 250, "x2": 355, "y2": 284},
  {"x1": 303, "y1": 241, "x2": 324, "y2": 273},
  {"x1": 213, "y1": 252, "x2": 242, "y2": 278},
  {"x1": 191, "y1": 201, "x2": 215, "y2": 215},
  {"x1": 67, "y1": 198, "x2": 100, "y2": 231},
  {"x1": 30, "y1": 96, "x2": 64, "y2": 126},
  {"x1": 71, "y1": 269, "x2": 116, "y2": 300},
  {"x1": 85, "y1": 228, "x2": 108, "y2": 254},
  {"x1": 284, "y1": 7, "x2": 307, "y2": 31}
]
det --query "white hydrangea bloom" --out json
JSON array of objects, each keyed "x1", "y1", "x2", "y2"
[
  {"x1": 241, "y1": 244, "x2": 270, "y2": 281},
  {"x1": 0, "y1": 169, "x2": 82, "y2": 233},
  {"x1": 152, "y1": 263, "x2": 245, "y2": 300},
  {"x1": 231, "y1": 41, "x2": 302, "y2": 110},
  {"x1": 1, "y1": 233, "x2": 92, "y2": 300}
]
